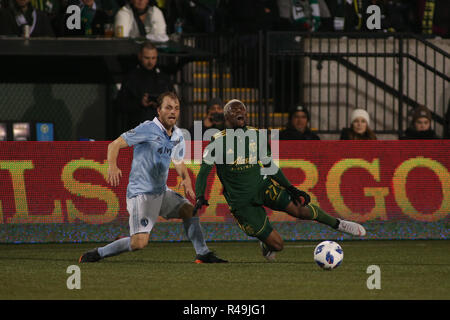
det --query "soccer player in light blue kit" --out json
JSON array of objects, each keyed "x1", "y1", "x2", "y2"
[{"x1": 79, "y1": 92, "x2": 227, "y2": 263}]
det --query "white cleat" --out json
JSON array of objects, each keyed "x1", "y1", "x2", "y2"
[
  {"x1": 259, "y1": 241, "x2": 276, "y2": 261},
  {"x1": 337, "y1": 219, "x2": 366, "y2": 237}
]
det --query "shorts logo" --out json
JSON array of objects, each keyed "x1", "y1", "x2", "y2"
[{"x1": 140, "y1": 218, "x2": 149, "y2": 227}]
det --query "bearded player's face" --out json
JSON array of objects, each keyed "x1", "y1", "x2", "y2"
[
  {"x1": 225, "y1": 105, "x2": 247, "y2": 129},
  {"x1": 158, "y1": 96, "x2": 180, "y2": 130}
]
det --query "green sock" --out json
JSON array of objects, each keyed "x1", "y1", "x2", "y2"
[{"x1": 307, "y1": 204, "x2": 339, "y2": 229}]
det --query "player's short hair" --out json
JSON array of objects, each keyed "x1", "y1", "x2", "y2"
[
  {"x1": 140, "y1": 41, "x2": 157, "y2": 53},
  {"x1": 157, "y1": 91, "x2": 180, "y2": 108},
  {"x1": 223, "y1": 99, "x2": 246, "y2": 116}
]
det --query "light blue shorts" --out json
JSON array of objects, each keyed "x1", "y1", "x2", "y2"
[{"x1": 126, "y1": 189, "x2": 190, "y2": 236}]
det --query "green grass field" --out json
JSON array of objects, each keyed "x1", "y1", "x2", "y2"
[{"x1": 0, "y1": 240, "x2": 449, "y2": 300}]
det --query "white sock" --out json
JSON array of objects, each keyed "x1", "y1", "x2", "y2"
[{"x1": 98, "y1": 237, "x2": 132, "y2": 258}]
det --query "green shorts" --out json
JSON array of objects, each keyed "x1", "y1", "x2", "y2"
[{"x1": 230, "y1": 182, "x2": 292, "y2": 241}]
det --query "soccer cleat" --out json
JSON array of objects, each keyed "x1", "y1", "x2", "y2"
[
  {"x1": 194, "y1": 251, "x2": 228, "y2": 263},
  {"x1": 336, "y1": 219, "x2": 366, "y2": 237},
  {"x1": 78, "y1": 248, "x2": 101, "y2": 263},
  {"x1": 259, "y1": 241, "x2": 276, "y2": 261}
]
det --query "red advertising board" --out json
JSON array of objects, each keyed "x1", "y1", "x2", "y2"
[{"x1": 0, "y1": 141, "x2": 449, "y2": 225}]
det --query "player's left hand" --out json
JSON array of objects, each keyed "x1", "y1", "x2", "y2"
[
  {"x1": 107, "y1": 166, "x2": 122, "y2": 187},
  {"x1": 286, "y1": 185, "x2": 311, "y2": 206},
  {"x1": 193, "y1": 196, "x2": 209, "y2": 216},
  {"x1": 180, "y1": 179, "x2": 195, "y2": 200}
]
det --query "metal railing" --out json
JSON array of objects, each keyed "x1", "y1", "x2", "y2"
[{"x1": 179, "y1": 32, "x2": 449, "y2": 138}]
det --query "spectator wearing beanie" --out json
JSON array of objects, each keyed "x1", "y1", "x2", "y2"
[
  {"x1": 400, "y1": 105, "x2": 440, "y2": 139},
  {"x1": 340, "y1": 108, "x2": 377, "y2": 140},
  {"x1": 279, "y1": 105, "x2": 320, "y2": 140}
]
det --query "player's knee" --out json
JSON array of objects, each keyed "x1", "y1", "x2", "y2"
[
  {"x1": 179, "y1": 203, "x2": 194, "y2": 220},
  {"x1": 130, "y1": 238, "x2": 148, "y2": 251},
  {"x1": 131, "y1": 242, "x2": 147, "y2": 251}
]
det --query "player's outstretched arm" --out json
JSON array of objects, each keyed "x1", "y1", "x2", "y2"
[
  {"x1": 173, "y1": 161, "x2": 195, "y2": 199},
  {"x1": 195, "y1": 161, "x2": 213, "y2": 199},
  {"x1": 193, "y1": 161, "x2": 213, "y2": 215},
  {"x1": 107, "y1": 136, "x2": 128, "y2": 186},
  {"x1": 265, "y1": 160, "x2": 311, "y2": 206}
]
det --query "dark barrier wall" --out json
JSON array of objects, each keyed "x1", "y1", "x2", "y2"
[
  {"x1": 0, "y1": 141, "x2": 448, "y2": 242},
  {"x1": 0, "y1": 84, "x2": 107, "y2": 141}
]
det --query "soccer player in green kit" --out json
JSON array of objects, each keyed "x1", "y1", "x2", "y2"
[{"x1": 194, "y1": 99, "x2": 366, "y2": 261}]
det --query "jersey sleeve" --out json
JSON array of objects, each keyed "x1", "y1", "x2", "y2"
[
  {"x1": 195, "y1": 161, "x2": 213, "y2": 199},
  {"x1": 195, "y1": 139, "x2": 215, "y2": 198},
  {"x1": 120, "y1": 122, "x2": 153, "y2": 146}
]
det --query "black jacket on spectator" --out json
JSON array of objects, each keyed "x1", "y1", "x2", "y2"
[
  {"x1": 279, "y1": 126, "x2": 320, "y2": 140},
  {"x1": 227, "y1": 0, "x2": 279, "y2": 33},
  {"x1": 0, "y1": 4, "x2": 54, "y2": 37},
  {"x1": 115, "y1": 65, "x2": 174, "y2": 132},
  {"x1": 400, "y1": 128, "x2": 440, "y2": 140}
]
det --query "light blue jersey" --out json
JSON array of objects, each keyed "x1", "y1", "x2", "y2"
[{"x1": 121, "y1": 117, "x2": 185, "y2": 199}]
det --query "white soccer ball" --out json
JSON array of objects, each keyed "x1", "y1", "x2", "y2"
[{"x1": 314, "y1": 241, "x2": 344, "y2": 270}]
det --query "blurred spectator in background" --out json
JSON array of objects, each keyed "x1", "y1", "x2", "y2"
[
  {"x1": 276, "y1": 0, "x2": 321, "y2": 31},
  {"x1": 340, "y1": 108, "x2": 377, "y2": 140},
  {"x1": 64, "y1": 0, "x2": 120, "y2": 19},
  {"x1": 385, "y1": 0, "x2": 418, "y2": 33},
  {"x1": 0, "y1": 0, "x2": 54, "y2": 37},
  {"x1": 317, "y1": 0, "x2": 349, "y2": 32},
  {"x1": 175, "y1": 0, "x2": 225, "y2": 33},
  {"x1": 323, "y1": 0, "x2": 417, "y2": 33},
  {"x1": 96, "y1": 0, "x2": 120, "y2": 19},
  {"x1": 30, "y1": 0, "x2": 61, "y2": 32},
  {"x1": 400, "y1": 105, "x2": 440, "y2": 139},
  {"x1": 61, "y1": 0, "x2": 110, "y2": 36},
  {"x1": 188, "y1": 97, "x2": 225, "y2": 140},
  {"x1": 115, "y1": 41, "x2": 174, "y2": 132},
  {"x1": 279, "y1": 105, "x2": 320, "y2": 140},
  {"x1": 114, "y1": 0, "x2": 168, "y2": 41},
  {"x1": 419, "y1": 0, "x2": 450, "y2": 37},
  {"x1": 227, "y1": 0, "x2": 279, "y2": 33}
]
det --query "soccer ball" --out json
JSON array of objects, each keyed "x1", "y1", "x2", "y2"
[{"x1": 314, "y1": 241, "x2": 344, "y2": 270}]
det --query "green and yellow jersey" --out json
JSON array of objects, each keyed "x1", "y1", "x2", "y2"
[{"x1": 195, "y1": 126, "x2": 289, "y2": 209}]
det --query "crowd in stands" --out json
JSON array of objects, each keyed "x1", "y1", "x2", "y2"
[
  {"x1": 0, "y1": 1, "x2": 448, "y2": 141},
  {"x1": 0, "y1": 0, "x2": 449, "y2": 38},
  {"x1": 115, "y1": 40, "x2": 446, "y2": 141}
]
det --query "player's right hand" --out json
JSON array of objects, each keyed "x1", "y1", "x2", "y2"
[
  {"x1": 193, "y1": 196, "x2": 209, "y2": 216},
  {"x1": 107, "y1": 166, "x2": 122, "y2": 186},
  {"x1": 286, "y1": 185, "x2": 311, "y2": 207}
]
